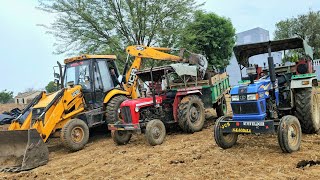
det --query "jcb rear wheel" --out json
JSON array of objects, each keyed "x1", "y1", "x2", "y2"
[
  {"x1": 277, "y1": 115, "x2": 301, "y2": 153},
  {"x1": 145, "y1": 119, "x2": 166, "y2": 146},
  {"x1": 178, "y1": 95, "x2": 205, "y2": 133},
  {"x1": 105, "y1": 95, "x2": 128, "y2": 124},
  {"x1": 61, "y1": 119, "x2": 89, "y2": 151},
  {"x1": 214, "y1": 116, "x2": 238, "y2": 149},
  {"x1": 112, "y1": 130, "x2": 132, "y2": 145}
]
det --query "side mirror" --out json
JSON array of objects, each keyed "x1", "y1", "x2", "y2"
[
  {"x1": 54, "y1": 79, "x2": 59, "y2": 85},
  {"x1": 54, "y1": 73, "x2": 60, "y2": 79},
  {"x1": 117, "y1": 75, "x2": 123, "y2": 83}
]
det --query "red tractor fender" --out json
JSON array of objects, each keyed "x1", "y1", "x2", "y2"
[{"x1": 172, "y1": 89, "x2": 202, "y2": 122}]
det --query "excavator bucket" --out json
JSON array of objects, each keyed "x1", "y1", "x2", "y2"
[{"x1": 0, "y1": 129, "x2": 49, "y2": 172}]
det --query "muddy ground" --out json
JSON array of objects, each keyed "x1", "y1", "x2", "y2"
[{"x1": 1, "y1": 101, "x2": 320, "y2": 179}]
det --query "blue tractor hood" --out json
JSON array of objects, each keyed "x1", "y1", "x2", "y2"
[{"x1": 230, "y1": 78, "x2": 272, "y2": 95}]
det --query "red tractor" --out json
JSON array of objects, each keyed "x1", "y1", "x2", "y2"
[{"x1": 108, "y1": 64, "x2": 230, "y2": 146}]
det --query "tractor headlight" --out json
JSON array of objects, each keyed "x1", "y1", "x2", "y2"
[
  {"x1": 247, "y1": 94, "x2": 258, "y2": 101},
  {"x1": 231, "y1": 95, "x2": 239, "y2": 101},
  {"x1": 135, "y1": 106, "x2": 139, "y2": 112}
]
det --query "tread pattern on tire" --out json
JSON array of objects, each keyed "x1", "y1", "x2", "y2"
[
  {"x1": 295, "y1": 88, "x2": 319, "y2": 133},
  {"x1": 145, "y1": 119, "x2": 166, "y2": 146},
  {"x1": 277, "y1": 115, "x2": 302, "y2": 153},
  {"x1": 216, "y1": 96, "x2": 227, "y2": 117},
  {"x1": 178, "y1": 95, "x2": 205, "y2": 133},
  {"x1": 214, "y1": 116, "x2": 238, "y2": 149},
  {"x1": 61, "y1": 118, "x2": 89, "y2": 151},
  {"x1": 105, "y1": 95, "x2": 128, "y2": 124},
  {"x1": 112, "y1": 131, "x2": 132, "y2": 145}
]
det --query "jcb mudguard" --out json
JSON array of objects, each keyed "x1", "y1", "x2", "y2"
[{"x1": 0, "y1": 129, "x2": 49, "y2": 172}]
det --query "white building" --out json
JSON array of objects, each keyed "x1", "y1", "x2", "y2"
[
  {"x1": 226, "y1": 27, "x2": 282, "y2": 85},
  {"x1": 14, "y1": 91, "x2": 41, "y2": 105}
]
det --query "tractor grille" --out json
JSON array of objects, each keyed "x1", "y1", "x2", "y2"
[
  {"x1": 231, "y1": 102, "x2": 258, "y2": 114},
  {"x1": 121, "y1": 106, "x2": 132, "y2": 124}
]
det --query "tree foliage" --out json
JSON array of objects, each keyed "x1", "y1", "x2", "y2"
[
  {"x1": 274, "y1": 10, "x2": 320, "y2": 59},
  {"x1": 38, "y1": 0, "x2": 202, "y2": 66},
  {"x1": 179, "y1": 11, "x2": 235, "y2": 68},
  {"x1": 45, "y1": 81, "x2": 57, "y2": 93},
  {"x1": 0, "y1": 90, "x2": 14, "y2": 104}
]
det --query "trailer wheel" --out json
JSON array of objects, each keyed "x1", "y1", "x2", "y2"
[
  {"x1": 61, "y1": 119, "x2": 89, "y2": 151},
  {"x1": 111, "y1": 130, "x2": 132, "y2": 145},
  {"x1": 295, "y1": 87, "x2": 320, "y2": 133},
  {"x1": 145, "y1": 119, "x2": 166, "y2": 146},
  {"x1": 105, "y1": 95, "x2": 128, "y2": 124},
  {"x1": 216, "y1": 95, "x2": 227, "y2": 117},
  {"x1": 214, "y1": 116, "x2": 238, "y2": 149},
  {"x1": 178, "y1": 95, "x2": 205, "y2": 133},
  {"x1": 277, "y1": 115, "x2": 301, "y2": 153}
]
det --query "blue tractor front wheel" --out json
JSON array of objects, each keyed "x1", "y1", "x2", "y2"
[
  {"x1": 277, "y1": 115, "x2": 302, "y2": 153},
  {"x1": 214, "y1": 116, "x2": 238, "y2": 149}
]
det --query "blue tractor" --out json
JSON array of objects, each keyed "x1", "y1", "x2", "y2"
[{"x1": 214, "y1": 38, "x2": 319, "y2": 153}]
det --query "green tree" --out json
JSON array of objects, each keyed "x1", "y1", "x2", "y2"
[
  {"x1": 38, "y1": 0, "x2": 202, "y2": 66},
  {"x1": 45, "y1": 81, "x2": 57, "y2": 93},
  {"x1": 274, "y1": 10, "x2": 320, "y2": 59},
  {"x1": 0, "y1": 90, "x2": 14, "y2": 104},
  {"x1": 179, "y1": 11, "x2": 236, "y2": 68}
]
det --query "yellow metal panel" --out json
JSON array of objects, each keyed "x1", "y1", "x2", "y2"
[
  {"x1": 64, "y1": 54, "x2": 117, "y2": 64},
  {"x1": 103, "y1": 89, "x2": 130, "y2": 104}
]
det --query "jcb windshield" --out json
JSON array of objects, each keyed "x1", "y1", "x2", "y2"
[{"x1": 64, "y1": 60, "x2": 91, "y2": 90}]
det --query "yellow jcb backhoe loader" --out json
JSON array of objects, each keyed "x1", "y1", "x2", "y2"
[{"x1": 0, "y1": 46, "x2": 204, "y2": 172}]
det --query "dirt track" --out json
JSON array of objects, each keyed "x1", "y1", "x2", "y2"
[{"x1": 1, "y1": 105, "x2": 320, "y2": 179}]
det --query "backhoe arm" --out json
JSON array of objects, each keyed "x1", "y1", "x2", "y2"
[{"x1": 123, "y1": 45, "x2": 186, "y2": 98}]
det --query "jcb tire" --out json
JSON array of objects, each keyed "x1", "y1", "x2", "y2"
[
  {"x1": 178, "y1": 95, "x2": 205, "y2": 133},
  {"x1": 214, "y1": 116, "x2": 238, "y2": 149},
  {"x1": 106, "y1": 95, "x2": 128, "y2": 124},
  {"x1": 112, "y1": 130, "x2": 132, "y2": 145},
  {"x1": 295, "y1": 87, "x2": 320, "y2": 133},
  {"x1": 145, "y1": 119, "x2": 166, "y2": 146},
  {"x1": 216, "y1": 95, "x2": 227, "y2": 117},
  {"x1": 277, "y1": 115, "x2": 302, "y2": 153},
  {"x1": 61, "y1": 119, "x2": 89, "y2": 151}
]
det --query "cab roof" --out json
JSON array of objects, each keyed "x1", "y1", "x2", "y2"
[
  {"x1": 64, "y1": 54, "x2": 117, "y2": 64},
  {"x1": 233, "y1": 37, "x2": 313, "y2": 67}
]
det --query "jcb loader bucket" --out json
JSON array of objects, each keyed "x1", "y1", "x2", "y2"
[{"x1": 0, "y1": 129, "x2": 49, "y2": 172}]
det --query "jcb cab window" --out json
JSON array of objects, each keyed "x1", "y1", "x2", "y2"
[{"x1": 64, "y1": 60, "x2": 91, "y2": 90}]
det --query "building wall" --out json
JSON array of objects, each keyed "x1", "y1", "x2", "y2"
[
  {"x1": 226, "y1": 27, "x2": 282, "y2": 85},
  {"x1": 14, "y1": 91, "x2": 41, "y2": 105}
]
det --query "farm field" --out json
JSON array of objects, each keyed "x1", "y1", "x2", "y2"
[{"x1": 1, "y1": 100, "x2": 320, "y2": 179}]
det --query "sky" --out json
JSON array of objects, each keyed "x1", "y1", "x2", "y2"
[{"x1": 0, "y1": 0, "x2": 319, "y2": 95}]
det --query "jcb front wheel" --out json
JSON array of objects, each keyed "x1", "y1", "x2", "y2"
[
  {"x1": 112, "y1": 130, "x2": 132, "y2": 145},
  {"x1": 61, "y1": 119, "x2": 89, "y2": 151},
  {"x1": 277, "y1": 115, "x2": 302, "y2": 153},
  {"x1": 214, "y1": 116, "x2": 238, "y2": 149}
]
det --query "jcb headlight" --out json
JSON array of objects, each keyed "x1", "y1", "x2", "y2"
[
  {"x1": 247, "y1": 94, "x2": 258, "y2": 101},
  {"x1": 231, "y1": 95, "x2": 239, "y2": 101}
]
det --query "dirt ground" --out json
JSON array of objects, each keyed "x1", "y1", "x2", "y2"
[{"x1": 1, "y1": 101, "x2": 320, "y2": 179}]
